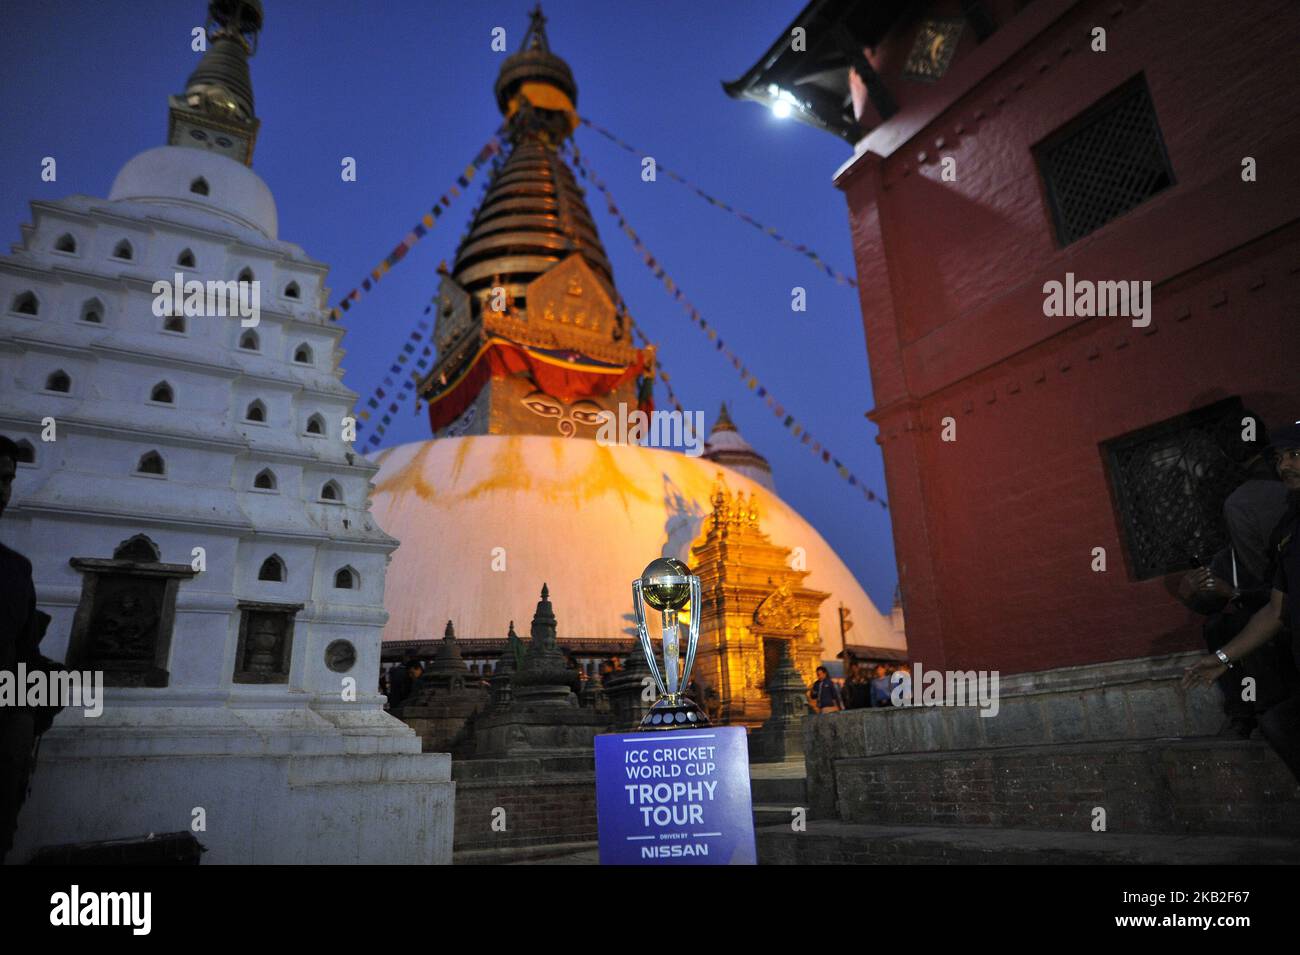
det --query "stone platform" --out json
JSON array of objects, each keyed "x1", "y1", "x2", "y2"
[
  {"x1": 787, "y1": 651, "x2": 1300, "y2": 864},
  {"x1": 13, "y1": 703, "x2": 455, "y2": 865}
]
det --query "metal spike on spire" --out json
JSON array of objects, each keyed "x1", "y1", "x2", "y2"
[
  {"x1": 714, "y1": 402, "x2": 737, "y2": 433},
  {"x1": 523, "y1": 4, "x2": 550, "y2": 52}
]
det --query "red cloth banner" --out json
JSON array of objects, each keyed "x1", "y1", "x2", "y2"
[{"x1": 426, "y1": 337, "x2": 647, "y2": 431}]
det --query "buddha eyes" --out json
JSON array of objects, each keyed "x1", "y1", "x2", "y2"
[{"x1": 523, "y1": 397, "x2": 562, "y2": 417}]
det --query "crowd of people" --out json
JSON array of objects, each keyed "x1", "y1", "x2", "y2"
[{"x1": 808, "y1": 662, "x2": 912, "y2": 713}]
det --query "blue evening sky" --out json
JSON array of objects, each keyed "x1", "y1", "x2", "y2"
[{"x1": 0, "y1": 0, "x2": 900, "y2": 614}]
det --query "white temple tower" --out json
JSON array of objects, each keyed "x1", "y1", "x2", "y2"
[
  {"x1": 702, "y1": 403, "x2": 776, "y2": 491},
  {"x1": 0, "y1": 0, "x2": 453, "y2": 863}
]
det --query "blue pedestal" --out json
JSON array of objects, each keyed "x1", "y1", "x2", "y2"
[{"x1": 594, "y1": 724, "x2": 757, "y2": 865}]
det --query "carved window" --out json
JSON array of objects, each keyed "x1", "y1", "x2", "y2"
[
  {"x1": 334, "y1": 567, "x2": 356, "y2": 589},
  {"x1": 305, "y1": 413, "x2": 325, "y2": 435},
  {"x1": 44, "y1": 370, "x2": 71, "y2": 393},
  {"x1": 112, "y1": 239, "x2": 134, "y2": 261},
  {"x1": 137, "y1": 451, "x2": 165, "y2": 475},
  {"x1": 67, "y1": 535, "x2": 197, "y2": 687},
  {"x1": 177, "y1": 248, "x2": 196, "y2": 268},
  {"x1": 1102, "y1": 398, "x2": 1248, "y2": 579},
  {"x1": 319, "y1": 480, "x2": 342, "y2": 503},
  {"x1": 190, "y1": 177, "x2": 209, "y2": 196},
  {"x1": 284, "y1": 282, "x2": 300, "y2": 300},
  {"x1": 233, "y1": 602, "x2": 302, "y2": 684},
  {"x1": 293, "y1": 343, "x2": 313, "y2": 364},
  {"x1": 257, "y1": 554, "x2": 285, "y2": 582},
  {"x1": 150, "y1": 381, "x2": 174, "y2": 404},
  {"x1": 245, "y1": 400, "x2": 266, "y2": 423},
  {"x1": 163, "y1": 315, "x2": 186, "y2": 333},
  {"x1": 81, "y1": 298, "x2": 103, "y2": 323},
  {"x1": 253, "y1": 468, "x2": 277, "y2": 490},
  {"x1": 1035, "y1": 75, "x2": 1175, "y2": 245},
  {"x1": 54, "y1": 233, "x2": 77, "y2": 253},
  {"x1": 12, "y1": 291, "x2": 38, "y2": 315},
  {"x1": 239, "y1": 329, "x2": 259, "y2": 351}
]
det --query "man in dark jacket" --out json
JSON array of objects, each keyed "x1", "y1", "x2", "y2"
[
  {"x1": 1, "y1": 434, "x2": 51, "y2": 863},
  {"x1": 1185, "y1": 423, "x2": 1300, "y2": 781},
  {"x1": 1184, "y1": 422, "x2": 1298, "y2": 736},
  {"x1": 842, "y1": 663, "x2": 871, "y2": 710},
  {"x1": 808, "y1": 666, "x2": 842, "y2": 713}
]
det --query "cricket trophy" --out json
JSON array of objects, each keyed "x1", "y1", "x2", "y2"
[{"x1": 631, "y1": 557, "x2": 709, "y2": 730}]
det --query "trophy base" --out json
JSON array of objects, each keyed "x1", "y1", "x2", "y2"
[{"x1": 639, "y1": 696, "x2": 711, "y2": 731}]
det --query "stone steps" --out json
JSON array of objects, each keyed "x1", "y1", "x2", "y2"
[
  {"x1": 832, "y1": 736, "x2": 1300, "y2": 837},
  {"x1": 756, "y1": 820, "x2": 1300, "y2": 865},
  {"x1": 750, "y1": 774, "x2": 808, "y2": 805},
  {"x1": 753, "y1": 804, "x2": 799, "y2": 828}
]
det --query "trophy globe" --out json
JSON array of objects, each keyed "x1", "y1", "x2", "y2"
[{"x1": 632, "y1": 557, "x2": 709, "y2": 730}]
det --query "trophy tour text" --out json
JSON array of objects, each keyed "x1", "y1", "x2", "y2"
[{"x1": 623, "y1": 744, "x2": 719, "y2": 826}]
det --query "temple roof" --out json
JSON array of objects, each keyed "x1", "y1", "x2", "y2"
[{"x1": 722, "y1": 0, "x2": 912, "y2": 142}]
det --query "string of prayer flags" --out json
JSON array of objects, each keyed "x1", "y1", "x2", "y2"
[
  {"x1": 329, "y1": 130, "x2": 505, "y2": 321},
  {"x1": 569, "y1": 143, "x2": 888, "y2": 510},
  {"x1": 353, "y1": 317, "x2": 436, "y2": 445},
  {"x1": 579, "y1": 116, "x2": 860, "y2": 290}
]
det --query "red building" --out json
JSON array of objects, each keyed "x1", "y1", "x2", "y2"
[{"x1": 729, "y1": 0, "x2": 1300, "y2": 674}]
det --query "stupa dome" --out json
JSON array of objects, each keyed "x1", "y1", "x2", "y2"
[
  {"x1": 109, "y1": 145, "x2": 278, "y2": 238},
  {"x1": 369, "y1": 435, "x2": 901, "y2": 656}
]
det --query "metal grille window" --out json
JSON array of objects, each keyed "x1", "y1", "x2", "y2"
[
  {"x1": 1103, "y1": 399, "x2": 1249, "y2": 580},
  {"x1": 1036, "y1": 76, "x2": 1175, "y2": 245}
]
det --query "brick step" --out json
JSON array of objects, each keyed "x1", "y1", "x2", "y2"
[
  {"x1": 833, "y1": 737, "x2": 1300, "y2": 837},
  {"x1": 756, "y1": 820, "x2": 1300, "y2": 865}
]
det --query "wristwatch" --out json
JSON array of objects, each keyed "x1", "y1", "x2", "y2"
[{"x1": 1214, "y1": 649, "x2": 1233, "y2": 667}]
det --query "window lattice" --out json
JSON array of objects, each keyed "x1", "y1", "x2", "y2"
[
  {"x1": 1104, "y1": 400, "x2": 1247, "y2": 580},
  {"x1": 1036, "y1": 77, "x2": 1174, "y2": 245}
]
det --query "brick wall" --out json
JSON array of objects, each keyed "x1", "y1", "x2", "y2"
[
  {"x1": 839, "y1": 0, "x2": 1300, "y2": 673},
  {"x1": 452, "y1": 756, "x2": 597, "y2": 854},
  {"x1": 835, "y1": 739, "x2": 1300, "y2": 837}
]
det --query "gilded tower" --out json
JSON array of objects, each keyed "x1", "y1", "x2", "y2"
[
  {"x1": 691, "y1": 475, "x2": 829, "y2": 726},
  {"x1": 420, "y1": 7, "x2": 654, "y2": 438}
]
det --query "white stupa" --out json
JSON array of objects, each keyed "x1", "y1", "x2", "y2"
[{"x1": 0, "y1": 1, "x2": 452, "y2": 863}]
